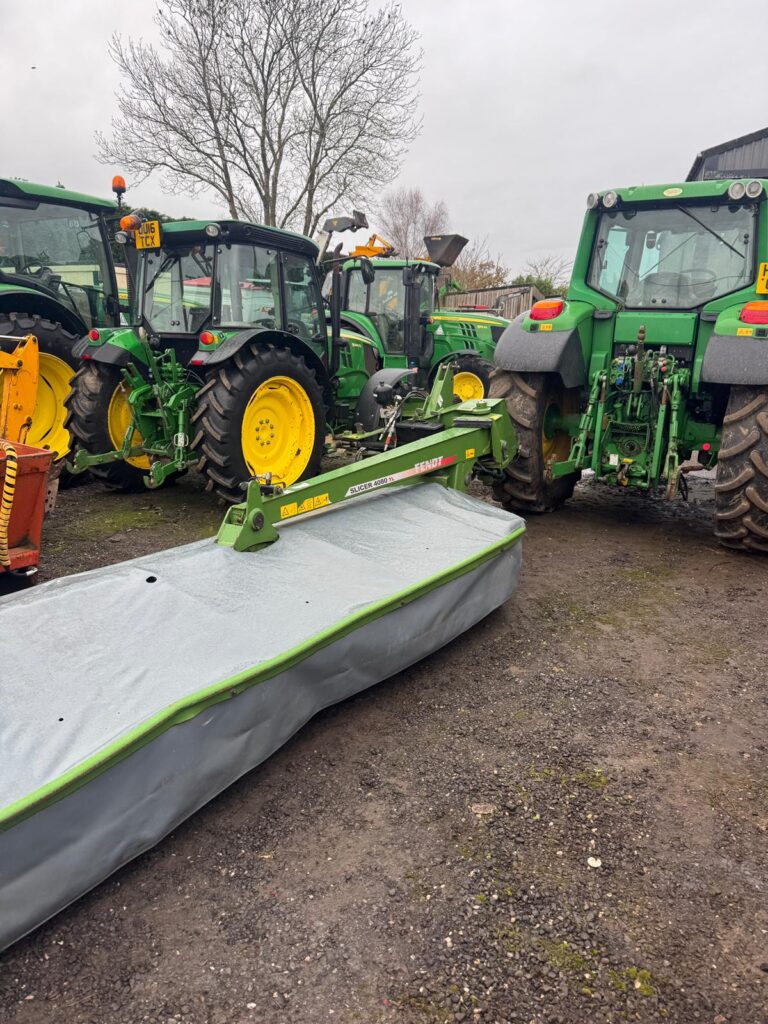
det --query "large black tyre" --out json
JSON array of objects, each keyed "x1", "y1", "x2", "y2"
[
  {"x1": 192, "y1": 342, "x2": 326, "y2": 503},
  {"x1": 447, "y1": 354, "x2": 494, "y2": 401},
  {"x1": 65, "y1": 362, "x2": 148, "y2": 491},
  {"x1": 0, "y1": 313, "x2": 78, "y2": 472},
  {"x1": 713, "y1": 386, "x2": 768, "y2": 553},
  {"x1": 489, "y1": 369, "x2": 581, "y2": 513}
]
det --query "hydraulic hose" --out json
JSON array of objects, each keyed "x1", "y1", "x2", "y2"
[{"x1": 0, "y1": 441, "x2": 18, "y2": 568}]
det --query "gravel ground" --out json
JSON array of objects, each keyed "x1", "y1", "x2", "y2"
[{"x1": 1, "y1": 471, "x2": 766, "y2": 1024}]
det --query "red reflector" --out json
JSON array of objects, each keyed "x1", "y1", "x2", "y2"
[
  {"x1": 199, "y1": 331, "x2": 216, "y2": 346},
  {"x1": 740, "y1": 301, "x2": 768, "y2": 324},
  {"x1": 190, "y1": 358, "x2": 204, "y2": 366},
  {"x1": 82, "y1": 352, "x2": 92, "y2": 359},
  {"x1": 88, "y1": 328, "x2": 100, "y2": 342},
  {"x1": 530, "y1": 299, "x2": 564, "y2": 321},
  {"x1": 702, "y1": 443, "x2": 711, "y2": 451}
]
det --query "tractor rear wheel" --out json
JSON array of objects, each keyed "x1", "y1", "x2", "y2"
[
  {"x1": 451, "y1": 355, "x2": 494, "y2": 401},
  {"x1": 489, "y1": 369, "x2": 580, "y2": 513},
  {"x1": 193, "y1": 342, "x2": 326, "y2": 503},
  {"x1": 0, "y1": 314, "x2": 78, "y2": 465},
  {"x1": 714, "y1": 386, "x2": 768, "y2": 553},
  {"x1": 65, "y1": 362, "x2": 149, "y2": 491}
]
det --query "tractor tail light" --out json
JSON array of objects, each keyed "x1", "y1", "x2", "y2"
[
  {"x1": 530, "y1": 299, "x2": 564, "y2": 321},
  {"x1": 199, "y1": 331, "x2": 216, "y2": 346},
  {"x1": 88, "y1": 329, "x2": 100, "y2": 342},
  {"x1": 740, "y1": 301, "x2": 768, "y2": 324}
]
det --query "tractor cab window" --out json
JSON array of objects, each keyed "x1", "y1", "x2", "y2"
[
  {"x1": 142, "y1": 245, "x2": 215, "y2": 333},
  {"x1": 282, "y1": 253, "x2": 323, "y2": 341},
  {"x1": 346, "y1": 267, "x2": 406, "y2": 353},
  {"x1": 0, "y1": 200, "x2": 116, "y2": 328},
  {"x1": 215, "y1": 244, "x2": 281, "y2": 330},
  {"x1": 588, "y1": 202, "x2": 755, "y2": 309}
]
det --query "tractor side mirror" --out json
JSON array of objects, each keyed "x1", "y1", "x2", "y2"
[{"x1": 359, "y1": 257, "x2": 375, "y2": 285}]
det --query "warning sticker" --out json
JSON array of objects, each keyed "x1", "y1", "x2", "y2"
[
  {"x1": 279, "y1": 493, "x2": 330, "y2": 520},
  {"x1": 345, "y1": 455, "x2": 457, "y2": 498},
  {"x1": 757, "y1": 262, "x2": 768, "y2": 295},
  {"x1": 737, "y1": 327, "x2": 754, "y2": 337}
]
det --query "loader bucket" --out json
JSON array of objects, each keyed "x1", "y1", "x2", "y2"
[
  {"x1": 423, "y1": 233, "x2": 468, "y2": 267},
  {"x1": 0, "y1": 484, "x2": 524, "y2": 949}
]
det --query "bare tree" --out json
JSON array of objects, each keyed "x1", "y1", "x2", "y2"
[
  {"x1": 452, "y1": 237, "x2": 509, "y2": 291},
  {"x1": 511, "y1": 255, "x2": 572, "y2": 297},
  {"x1": 377, "y1": 187, "x2": 449, "y2": 258},
  {"x1": 97, "y1": 0, "x2": 422, "y2": 235}
]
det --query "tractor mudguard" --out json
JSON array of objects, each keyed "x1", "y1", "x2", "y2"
[
  {"x1": 355, "y1": 368, "x2": 417, "y2": 431},
  {"x1": 74, "y1": 337, "x2": 139, "y2": 368},
  {"x1": 190, "y1": 329, "x2": 257, "y2": 367},
  {"x1": 701, "y1": 333, "x2": 768, "y2": 385},
  {"x1": 493, "y1": 315, "x2": 587, "y2": 388}
]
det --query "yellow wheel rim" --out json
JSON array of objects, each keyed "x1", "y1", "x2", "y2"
[
  {"x1": 108, "y1": 383, "x2": 151, "y2": 470},
  {"x1": 453, "y1": 370, "x2": 486, "y2": 402},
  {"x1": 241, "y1": 375, "x2": 315, "y2": 485},
  {"x1": 26, "y1": 352, "x2": 75, "y2": 458},
  {"x1": 542, "y1": 390, "x2": 578, "y2": 465}
]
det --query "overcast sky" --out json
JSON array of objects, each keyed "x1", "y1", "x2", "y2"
[{"x1": 4, "y1": 0, "x2": 767, "y2": 271}]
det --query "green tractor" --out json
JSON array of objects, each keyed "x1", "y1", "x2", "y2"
[
  {"x1": 491, "y1": 176, "x2": 768, "y2": 552},
  {"x1": 67, "y1": 215, "x2": 449, "y2": 500},
  {"x1": 0, "y1": 177, "x2": 122, "y2": 465},
  {"x1": 323, "y1": 214, "x2": 508, "y2": 402}
]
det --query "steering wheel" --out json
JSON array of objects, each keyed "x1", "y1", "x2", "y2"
[{"x1": 679, "y1": 267, "x2": 718, "y2": 299}]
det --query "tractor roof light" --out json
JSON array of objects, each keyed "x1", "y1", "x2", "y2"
[
  {"x1": 602, "y1": 190, "x2": 619, "y2": 209},
  {"x1": 530, "y1": 298, "x2": 565, "y2": 321},
  {"x1": 746, "y1": 180, "x2": 764, "y2": 199},
  {"x1": 111, "y1": 175, "x2": 126, "y2": 197},
  {"x1": 728, "y1": 181, "x2": 747, "y2": 201},
  {"x1": 204, "y1": 223, "x2": 221, "y2": 238},
  {"x1": 740, "y1": 301, "x2": 768, "y2": 325},
  {"x1": 586, "y1": 193, "x2": 600, "y2": 210}
]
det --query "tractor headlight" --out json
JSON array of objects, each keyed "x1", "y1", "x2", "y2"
[
  {"x1": 205, "y1": 223, "x2": 221, "y2": 238},
  {"x1": 728, "y1": 181, "x2": 746, "y2": 201},
  {"x1": 746, "y1": 179, "x2": 764, "y2": 199},
  {"x1": 586, "y1": 192, "x2": 600, "y2": 210},
  {"x1": 602, "y1": 190, "x2": 619, "y2": 209},
  {"x1": 114, "y1": 230, "x2": 129, "y2": 245}
]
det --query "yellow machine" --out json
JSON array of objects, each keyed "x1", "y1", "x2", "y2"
[{"x1": 0, "y1": 334, "x2": 39, "y2": 444}]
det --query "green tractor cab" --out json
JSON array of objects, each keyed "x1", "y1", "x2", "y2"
[
  {"x1": 322, "y1": 218, "x2": 509, "y2": 403},
  {"x1": 67, "y1": 217, "x2": 379, "y2": 500},
  {"x1": 0, "y1": 177, "x2": 121, "y2": 462},
  {"x1": 491, "y1": 176, "x2": 768, "y2": 552}
]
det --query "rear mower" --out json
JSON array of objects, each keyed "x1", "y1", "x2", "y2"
[
  {"x1": 491, "y1": 176, "x2": 768, "y2": 552},
  {"x1": 66, "y1": 216, "x2": 448, "y2": 500},
  {"x1": 0, "y1": 366, "x2": 523, "y2": 949}
]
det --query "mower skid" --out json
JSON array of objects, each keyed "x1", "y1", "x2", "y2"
[{"x1": 0, "y1": 484, "x2": 524, "y2": 950}]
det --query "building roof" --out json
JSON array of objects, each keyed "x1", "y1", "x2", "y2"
[{"x1": 687, "y1": 127, "x2": 768, "y2": 181}]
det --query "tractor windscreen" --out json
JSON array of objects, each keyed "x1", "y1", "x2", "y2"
[
  {"x1": 588, "y1": 203, "x2": 755, "y2": 309},
  {"x1": 141, "y1": 245, "x2": 215, "y2": 334},
  {"x1": 0, "y1": 200, "x2": 115, "y2": 328}
]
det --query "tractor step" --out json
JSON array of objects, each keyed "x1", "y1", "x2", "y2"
[{"x1": 0, "y1": 484, "x2": 524, "y2": 950}]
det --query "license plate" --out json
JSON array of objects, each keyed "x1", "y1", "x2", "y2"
[{"x1": 135, "y1": 220, "x2": 161, "y2": 249}]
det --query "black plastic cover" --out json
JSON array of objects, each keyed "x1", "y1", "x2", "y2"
[{"x1": 493, "y1": 315, "x2": 587, "y2": 388}]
